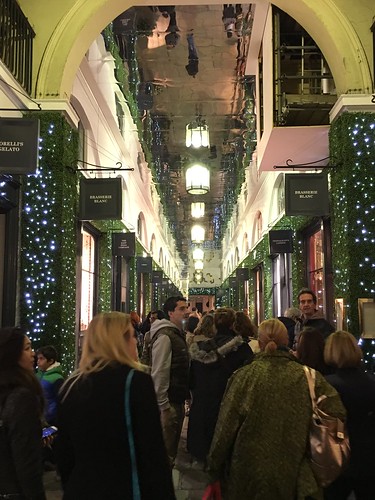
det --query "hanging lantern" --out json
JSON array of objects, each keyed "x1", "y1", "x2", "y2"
[
  {"x1": 194, "y1": 260, "x2": 204, "y2": 270},
  {"x1": 194, "y1": 271, "x2": 203, "y2": 283},
  {"x1": 191, "y1": 202, "x2": 205, "y2": 218},
  {"x1": 191, "y1": 225, "x2": 205, "y2": 243},
  {"x1": 185, "y1": 117, "x2": 210, "y2": 148},
  {"x1": 186, "y1": 164, "x2": 210, "y2": 195},
  {"x1": 192, "y1": 248, "x2": 204, "y2": 261}
]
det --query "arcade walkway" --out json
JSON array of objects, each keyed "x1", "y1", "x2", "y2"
[{"x1": 44, "y1": 417, "x2": 210, "y2": 499}]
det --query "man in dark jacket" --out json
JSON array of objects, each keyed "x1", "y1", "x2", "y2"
[
  {"x1": 298, "y1": 288, "x2": 334, "y2": 340},
  {"x1": 150, "y1": 296, "x2": 189, "y2": 467}
]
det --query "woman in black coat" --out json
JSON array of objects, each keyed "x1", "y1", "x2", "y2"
[
  {"x1": 0, "y1": 327, "x2": 46, "y2": 500},
  {"x1": 187, "y1": 307, "x2": 253, "y2": 464},
  {"x1": 56, "y1": 311, "x2": 175, "y2": 500},
  {"x1": 324, "y1": 330, "x2": 375, "y2": 500}
]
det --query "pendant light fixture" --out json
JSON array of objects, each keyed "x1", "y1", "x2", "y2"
[
  {"x1": 185, "y1": 115, "x2": 210, "y2": 148},
  {"x1": 186, "y1": 164, "x2": 210, "y2": 195},
  {"x1": 192, "y1": 247, "x2": 204, "y2": 261},
  {"x1": 191, "y1": 225, "x2": 205, "y2": 243},
  {"x1": 191, "y1": 202, "x2": 205, "y2": 218}
]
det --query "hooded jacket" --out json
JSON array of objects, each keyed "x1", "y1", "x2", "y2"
[
  {"x1": 149, "y1": 319, "x2": 189, "y2": 410},
  {"x1": 187, "y1": 329, "x2": 253, "y2": 461}
]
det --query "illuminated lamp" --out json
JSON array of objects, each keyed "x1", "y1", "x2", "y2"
[
  {"x1": 192, "y1": 248, "x2": 204, "y2": 261},
  {"x1": 191, "y1": 202, "x2": 205, "y2": 218},
  {"x1": 191, "y1": 225, "x2": 205, "y2": 243},
  {"x1": 186, "y1": 164, "x2": 210, "y2": 195},
  {"x1": 185, "y1": 117, "x2": 210, "y2": 148},
  {"x1": 194, "y1": 260, "x2": 204, "y2": 271}
]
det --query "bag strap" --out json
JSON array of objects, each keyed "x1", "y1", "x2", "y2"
[
  {"x1": 304, "y1": 365, "x2": 317, "y2": 407},
  {"x1": 304, "y1": 366, "x2": 327, "y2": 409},
  {"x1": 124, "y1": 369, "x2": 141, "y2": 500}
]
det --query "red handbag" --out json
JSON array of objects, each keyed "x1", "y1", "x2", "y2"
[{"x1": 202, "y1": 481, "x2": 222, "y2": 500}]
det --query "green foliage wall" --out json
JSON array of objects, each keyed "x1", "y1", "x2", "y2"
[
  {"x1": 21, "y1": 112, "x2": 79, "y2": 371},
  {"x1": 329, "y1": 112, "x2": 375, "y2": 337}
]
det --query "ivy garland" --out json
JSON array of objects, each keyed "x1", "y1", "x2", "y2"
[
  {"x1": 21, "y1": 112, "x2": 79, "y2": 371},
  {"x1": 329, "y1": 113, "x2": 375, "y2": 339}
]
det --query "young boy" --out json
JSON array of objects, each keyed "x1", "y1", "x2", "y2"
[{"x1": 36, "y1": 345, "x2": 64, "y2": 425}]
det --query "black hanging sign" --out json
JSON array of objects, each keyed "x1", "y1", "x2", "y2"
[
  {"x1": 137, "y1": 256, "x2": 152, "y2": 273},
  {"x1": 269, "y1": 229, "x2": 294, "y2": 254},
  {"x1": 229, "y1": 277, "x2": 237, "y2": 288},
  {"x1": 0, "y1": 118, "x2": 39, "y2": 174},
  {"x1": 112, "y1": 232, "x2": 135, "y2": 257},
  {"x1": 79, "y1": 177, "x2": 122, "y2": 220},
  {"x1": 285, "y1": 173, "x2": 330, "y2": 216},
  {"x1": 236, "y1": 267, "x2": 249, "y2": 281},
  {"x1": 152, "y1": 270, "x2": 163, "y2": 283}
]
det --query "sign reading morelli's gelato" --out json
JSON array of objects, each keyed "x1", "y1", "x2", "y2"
[
  {"x1": 285, "y1": 173, "x2": 330, "y2": 216},
  {"x1": 0, "y1": 118, "x2": 39, "y2": 174},
  {"x1": 79, "y1": 177, "x2": 122, "y2": 220}
]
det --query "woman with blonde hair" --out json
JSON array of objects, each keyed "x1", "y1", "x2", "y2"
[
  {"x1": 206, "y1": 318, "x2": 346, "y2": 499},
  {"x1": 56, "y1": 312, "x2": 175, "y2": 500},
  {"x1": 324, "y1": 331, "x2": 375, "y2": 500}
]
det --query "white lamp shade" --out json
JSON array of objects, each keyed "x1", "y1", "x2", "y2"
[
  {"x1": 192, "y1": 248, "x2": 204, "y2": 261},
  {"x1": 191, "y1": 202, "x2": 205, "y2": 218},
  {"x1": 186, "y1": 164, "x2": 210, "y2": 195},
  {"x1": 194, "y1": 260, "x2": 204, "y2": 270},
  {"x1": 186, "y1": 122, "x2": 210, "y2": 148},
  {"x1": 191, "y1": 225, "x2": 205, "y2": 243}
]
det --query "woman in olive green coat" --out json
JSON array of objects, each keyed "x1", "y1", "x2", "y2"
[{"x1": 207, "y1": 319, "x2": 346, "y2": 500}]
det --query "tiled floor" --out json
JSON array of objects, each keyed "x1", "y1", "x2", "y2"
[{"x1": 44, "y1": 417, "x2": 210, "y2": 499}]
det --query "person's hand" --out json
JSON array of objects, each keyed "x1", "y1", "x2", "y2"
[{"x1": 42, "y1": 434, "x2": 55, "y2": 448}]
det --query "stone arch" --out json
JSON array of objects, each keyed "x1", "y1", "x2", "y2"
[
  {"x1": 137, "y1": 211, "x2": 147, "y2": 246},
  {"x1": 270, "y1": 173, "x2": 285, "y2": 223},
  {"x1": 150, "y1": 233, "x2": 156, "y2": 257},
  {"x1": 23, "y1": 0, "x2": 372, "y2": 100},
  {"x1": 252, "y1": 210, "x2": 263, "y2": 245},
  {"x1": 158, "y1": 247, "x2": 163, "y2": 267},
  {"x1": 242, "y1": 232, "x2": 249, "y2": 257},
  {"x1": 234, "y1": 247, "x2": 240, "y2": 267}
]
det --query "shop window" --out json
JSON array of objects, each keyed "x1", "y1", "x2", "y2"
[
  {"x1": 307, "y1": 228, "x2": 324, "y2": 313},
  {"x1": 80, "y1": 228, "x2": 98, "y2": 331},
  {"x1": 272, "y1": 253, "x2": 291, "y2": 317},
  {"x1": 252, "y1": 264, "x2": 264, "y2": 325}
]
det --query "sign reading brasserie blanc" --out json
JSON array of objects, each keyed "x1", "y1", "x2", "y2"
[
  {"x1": 79, "y1": 177, "x2": 122, "y2": 220},
  {"x1": 285, "y1": 173, "x2": 330, "y2": 216},
  {"x1": 0, "y1": 118, "x2": 39, "y2": 174}
]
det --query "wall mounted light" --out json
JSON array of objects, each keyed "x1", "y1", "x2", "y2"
[
  {"x1": 191, "y1": 225, "x2": 205, "y2": 243},
  {"x1": 191, "y1": 202, "x2": 205, "y2": 218},
  {"x1": 186, "y1": 164, "x2": 210, "y2": 195}
]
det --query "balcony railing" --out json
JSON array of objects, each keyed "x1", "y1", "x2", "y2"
[{"x1": 0, "y1": 0, "x2": 35, "y2": 95}]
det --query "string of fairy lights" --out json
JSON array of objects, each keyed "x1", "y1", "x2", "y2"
[
  {"x1": 21, "y1": 116, "x2": 78, "y2": 371},
  {"x1": 330, "y1": 114, "x2": 375, "y2": 371},
  {"x1": 23, "y1": 127, "x2": 58, "y2": 341}
]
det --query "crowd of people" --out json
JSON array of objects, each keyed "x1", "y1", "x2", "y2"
[{"x1": 0, "y1": 287, "x2": 374, "y2": 499}]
